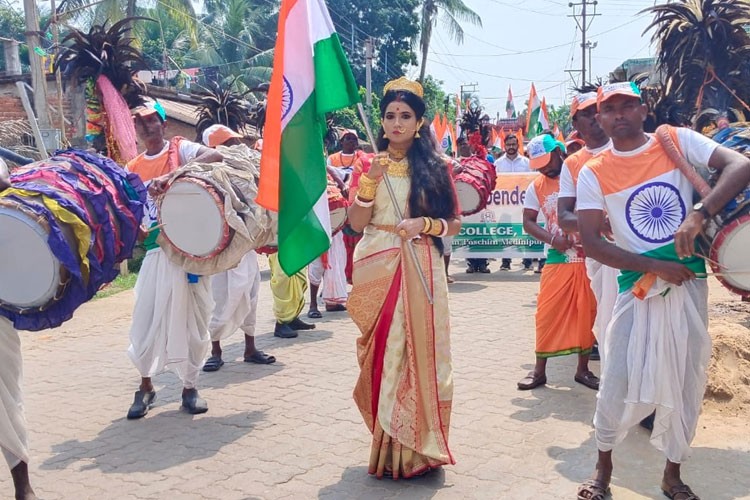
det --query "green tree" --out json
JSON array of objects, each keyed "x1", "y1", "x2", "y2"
[
  {"x1": 0, "y1": 5, "x2": 26, "y2": 72},
  {"x1": 418, "y1": 0, "x2": 481, "y2": 82},
  {"x1": 548, "y1": 104, "x2": 572, "y2": 135},
  {"x1": 326, "y1": 0, "x2": 420, "y2": 93}
]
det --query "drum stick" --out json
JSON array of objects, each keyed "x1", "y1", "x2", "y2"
[
  {"x1": 357, "y1": 103, "x2": 434, "y2": 305},
  {"x1": 696, "y1": 270, "x2": 750, "y2": 277},
  {"x1": 694, "y1": 251, "x2": 727, "y2": 270},
  {"x1": 147, "y1": 223, "x2": 165, "y2": 232}
]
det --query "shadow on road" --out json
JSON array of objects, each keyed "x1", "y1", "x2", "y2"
[
  {"x1": 549, "y1": 433, "x2": 750, "y2": 500},
  {"x1": 39, "y1": 410, "x2": 266, "y2": 473},
  {"x1": 318, "y1": 465, "x2": 450, "y2": 499}
]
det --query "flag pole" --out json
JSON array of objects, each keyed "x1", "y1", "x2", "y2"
[{"x1": 357, "y1": 103, "x2": 434, "y2": 304}]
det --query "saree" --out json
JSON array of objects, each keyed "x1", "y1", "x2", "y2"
[{"x1": 349, "y1": 162, "x2": 454, "y2": 479}]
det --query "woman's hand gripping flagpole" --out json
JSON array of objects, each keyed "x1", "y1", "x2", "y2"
[{"x1": 357, "y1": 103, "x2": 434, "y2": 305}]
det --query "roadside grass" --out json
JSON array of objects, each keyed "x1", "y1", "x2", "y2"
[{"x1": 95, "y1": 273, "x2": 138, "y2": 299}]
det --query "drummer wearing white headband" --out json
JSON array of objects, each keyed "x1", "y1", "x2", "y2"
[
  {"x1": 0, "y1": 161, "x2": 36, "y2": 499},
  {"x1": 125, "y1": 99, "x2": 223, "y2": 420},
  {"x1": 575, "y1": 82, "x2": 750, "y2": 500},
  {"x1": 199, "y1": 125, "x2": 278, "y2": 372}
]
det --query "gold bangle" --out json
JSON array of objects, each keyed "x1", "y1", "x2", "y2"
[
  {"x1": 356, "y1": 182, "x2": 377, "y2": 200},
  {"x1": 358, "y1": 175, "x2": 378, "y2": 188},
  {"x1": 428, "y1": 218, "x2": 443, "y2": 236},
  {"x1": 421, "y1": 216, "x2": 432, "y2": 234}
]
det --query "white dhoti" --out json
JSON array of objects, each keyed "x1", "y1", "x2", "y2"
[
  {"x1": 585, "y1": 257, "x2": 619, "y2": 365},
  {"x1": 594, "y1": 278, "x2": 711, "y2": 463},
  {"x1": 127, "y1": 248, "x2": 213, "y2": 389},
  {"x1": 307, "y1": 231, "x2": 348, "y2": 306},
  {"x1": 209, "y1": 251, "x2": 260, "y2": 341},
  {"x1": 0, "y1": 317, "x2": 28, "y2": 468}
]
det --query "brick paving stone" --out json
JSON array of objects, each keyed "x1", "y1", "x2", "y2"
[{"x1": 0, "y1": 259, "x2": 748, "y2": 499}]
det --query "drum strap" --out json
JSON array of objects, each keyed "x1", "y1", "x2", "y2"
[{"x1": 655, "y1": 125, "x2": 712, "y2": 198}]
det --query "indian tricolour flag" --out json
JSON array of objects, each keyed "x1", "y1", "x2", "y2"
[
  {"x1": 506, "y1": 86, "x2": 516, "y2": 118},
  {"x1": 540, "y1": 97, "x2": 550, "y2": 132},
  {"x1": 525, "y1": 83, "x2": 542, "y2": 139},
  {"x1": 257, "y1": 0, "x2": 360, "y2": 275}
]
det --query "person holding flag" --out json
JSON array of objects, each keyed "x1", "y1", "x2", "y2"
[{"x1": 348, "y1": 77, "x2": 461, "y2": 479}]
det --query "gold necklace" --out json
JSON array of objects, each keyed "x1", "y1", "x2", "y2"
[
  {"x1": 378, "y1": 153, "x2": 409, "y2": 177},
  {"x1": 386, "y1": 146, "x2": 408, "y2": 161}
]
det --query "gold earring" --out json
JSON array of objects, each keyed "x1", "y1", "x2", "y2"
[
  {"x1": 382, "y1": 132, "x2": 387, "y2": 139},
  {"x1": 414, "y1": 130, "x2": 421, "y2": 138}
]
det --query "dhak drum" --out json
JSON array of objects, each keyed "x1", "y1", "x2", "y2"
[
  {"x1": 158, "y1": 177, "x2": 231, "y2": 259},
  {"x1": 704, "y1": 187, "x2": 750, "y2": 296},
  {"x1": 0, "y1": 199, "x2": 70, "y2": 310},
  {"x1": 0, "y1": 149, "x2": 146, "y2": 331},
  {"x1": 327, "y1": 181, "x2": 349, "y2": 235},
  {"x1": 454, "y1": 156, "x2": 497, "y2": 216}
]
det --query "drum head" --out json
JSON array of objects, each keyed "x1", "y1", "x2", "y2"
[
  {"x1": 330, "y1": 207, "x2": 347, "y2": 234},
  {"x1": 455, "y1": 180, "x2": 482, "y2": 216},
  {"x1": 0, "y1": 207, "x2": 60, "y2": 308},
  {"x1": 160, "y1": 179, "x2": 227, "y2": 258},
  {"x1": 713, "y1": 215, "x2": 750, "y2": 293}
]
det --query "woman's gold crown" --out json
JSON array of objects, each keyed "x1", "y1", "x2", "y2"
[{"x1": 383, "y1": 77, "x2": 424, "y2": 98}]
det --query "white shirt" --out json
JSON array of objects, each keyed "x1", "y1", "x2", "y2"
[
  {"x1": 494, "y1": 154, "x2": 530, "y2": 173},
  {"x1": 558, "y1": 140, "x2": 613, "y2": 199},
  {"x1": 577, "y1": 130, "x2": 718, "y2": 211}
]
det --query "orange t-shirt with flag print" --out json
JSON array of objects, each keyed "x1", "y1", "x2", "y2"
[
  {"x1": 524, "y1": 173, "x2": 585, "y2": 264},
  {"x1": 577, "y1": 126, "x2": 718, "y2": 292},
  {"x1": 558, "y1": 140, "x2": 612, "y2": 198}
]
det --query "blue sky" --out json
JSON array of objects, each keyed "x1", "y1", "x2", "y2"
[{"x1": 412, "y1": 0, "x2": 660, "y2": 115}]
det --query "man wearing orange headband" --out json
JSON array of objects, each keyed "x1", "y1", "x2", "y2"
[{"x1": 575, "y1": 82, "x2": 750, "y2": 500}]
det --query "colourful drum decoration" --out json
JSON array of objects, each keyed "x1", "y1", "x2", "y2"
[
  {"x1": 0, "y1": 149, "x2": 146, "y2": 331},
  {"x1": 158, "y1": 177, "x2": 231, "y2": 259},
  {"x1": 327, "y1": 181, "x2": 349, "y2": 235}
]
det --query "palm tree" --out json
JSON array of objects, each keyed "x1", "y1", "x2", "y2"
[
  {"x1": 643, "y1": 0, "x2": 750, "y2": 130},
  {"x1": 418, "y1": 0, "x2": 482, "y2": 82}
]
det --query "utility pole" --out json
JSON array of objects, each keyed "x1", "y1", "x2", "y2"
[
  {"x1": 364, "y1": 37, "x2": 373, "y2": 107},
  {"x1": 567, "y1": 0, "x2": 599, "y2": 87},
  {"x1": 23, "y1": 0, "x2": 50, "y2": 127}
]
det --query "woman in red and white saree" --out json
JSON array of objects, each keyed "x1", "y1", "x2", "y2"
[{"x1": 348, "y1": 77, "x2": 461, "y2": 479}]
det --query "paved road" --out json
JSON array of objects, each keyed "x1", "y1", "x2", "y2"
[{"x1": 3, "y1": 259, "x2": 749, "y2": 499}]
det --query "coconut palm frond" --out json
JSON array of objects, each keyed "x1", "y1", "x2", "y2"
[
  {"x1": 643, "y1": 0, "x2": 750, "y2": 126},
  {"x1": 54, "y1": 17, "x2": 153, "y2": 107},
  {"x1": 194, "y1": 77, "x2": 254, "y2": 138}
]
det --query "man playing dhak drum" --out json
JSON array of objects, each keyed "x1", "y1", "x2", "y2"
[
  {"x1": 0, "y1": 163, "x2": 36, "y2": 499},
  {"x1": 516, "y1": 134, "x2": 599, "y2": 392},
  {"x1": 575, "y1": 82, "x2": 750, "y2": 500},
  {"x1": 199, "y1": 125, "x2": 277, "y2": 372},
  {"x1": 125, "y1": 100, "x2": 223, "y2": 419}
]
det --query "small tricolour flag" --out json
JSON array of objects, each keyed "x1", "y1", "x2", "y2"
[
  {"x1": 525, "y1": 83, "x2": 542, "y2": 139},
  {"x1": 506, "y1": 86, "x2": 516, "y2": 119},
  {"x1": 257, "y1": 0, "x2": 360, "y2": 275}
]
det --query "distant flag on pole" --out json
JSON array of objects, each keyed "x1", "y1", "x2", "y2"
[
  {"x1": 540, "y1": 97, "x2": 551, "y2": 132},
  {"x1": 525, "y1": 83, "x2": 542, "y2": 139},
  {"x1": 553, "y1": 124, "x2": 565, "y2": 143},
  {"x1": 506, "y1": 86, "x2": 516, "y2": 118},
  {"x1": 256, "y1": 0, "x2": 360, "y2": 275},
  {"x1": 516, "y1": 129, "x2": 525, "y2": 156}
]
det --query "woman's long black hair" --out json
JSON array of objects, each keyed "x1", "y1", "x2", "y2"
[{"x1": 377, "y1": 90, "x2": 457, "y2": 251}]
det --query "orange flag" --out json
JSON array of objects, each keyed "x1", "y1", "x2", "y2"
[{"x1": 516, "y1": 129, "x2": 525, "y2": 156}]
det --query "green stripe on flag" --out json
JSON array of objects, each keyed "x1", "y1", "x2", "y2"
[
  {"x1": 278, "y1": 95, "x2": 329, "y2": 276},
  {"x1": 313, "y1": 33, "x2": 359, "y2": 113}
]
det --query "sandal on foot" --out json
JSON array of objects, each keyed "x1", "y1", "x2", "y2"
[
  {"x1": 662, "y1": 483, "x2": 700, "y2": 500},
  {"x1": 202, "y1": 355, "x2": 224, "y2": 372},
  {"x1": 325, "y1": 304, "x2": 347, "y2": 312},
  {"x1": 575, "y1": 371, "x2": 600, "y2": 390},
  {"x1": 577, "y1": 479, "x2": 610, "y2": 500},
  {"x1": 517, "y1": 371, "x2": 547, "y2": 390},
  {"x1": 244, "y1": 351, "x2": 276, "y2": 364},
  {"x1": 307, "y1": 309, "x2": 322, "y2": 319},
  {"x1": 446, "y1": 275, "x2": 455, "y2": 284},
  {"x1": 288, "y1": 317, "x2": 316, "y2": 330},
  {"x1": 127, "y1": 389, "x2": 156, "y2": 420}
]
